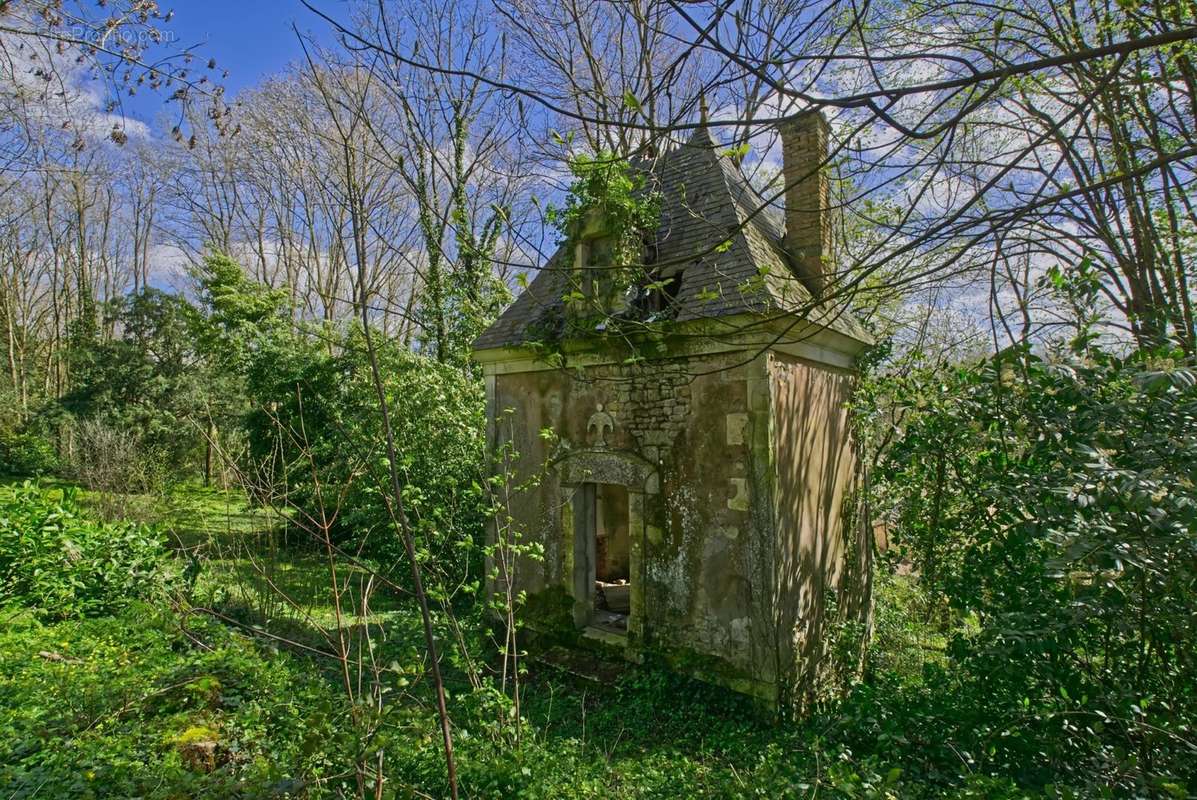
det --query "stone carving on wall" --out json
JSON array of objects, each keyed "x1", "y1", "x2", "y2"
[
  {"x1": 587, "y1": 403, "x2": 616, "y2": 448},
  {"x1": 728, "y1": 478, "x2": 750, "y2": 512}
]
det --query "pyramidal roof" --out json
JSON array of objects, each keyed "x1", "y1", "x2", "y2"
[{"x1": 473, "y1": 126, "x2": 870, "y2": 352}]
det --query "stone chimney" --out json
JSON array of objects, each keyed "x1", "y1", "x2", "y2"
[{"x1": 781, "y1": 111, "x2": 831, "y2": 297}]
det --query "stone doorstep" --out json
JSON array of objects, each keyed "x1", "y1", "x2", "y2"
[{"x1": 536, "y1": 644, "x2": 629, "y2": 685}]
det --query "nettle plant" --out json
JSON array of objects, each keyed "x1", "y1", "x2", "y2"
[{"x1": 546, "y1": 151, "x2": 662, "y2": 333}]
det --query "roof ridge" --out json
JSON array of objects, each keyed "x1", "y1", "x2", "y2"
[
  {"x1": 472, "y1": 130, "x2": 873, "y2": 353},
  {"x1": 684, "y1": 122, "x2": 718, "y2": 148}
]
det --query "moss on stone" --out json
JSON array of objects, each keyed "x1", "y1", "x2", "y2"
[
  {"x1": 518, "y1": 586, "x2": 581, "y2": 647},
  {"x1": 646, "y1": 644, "x2": 778, "y2": 708}
]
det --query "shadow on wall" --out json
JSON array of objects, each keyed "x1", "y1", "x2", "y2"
[{"x1": 771, "y1": 352, "x2": 871, "y2": 709}]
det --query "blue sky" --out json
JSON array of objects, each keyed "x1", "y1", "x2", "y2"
[{"x1": 123, "y1": 1, "x2": 332, "y2": 127}]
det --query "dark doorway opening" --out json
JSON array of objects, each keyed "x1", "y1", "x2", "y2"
[{"x1": 590, "y1": 482, "x2": 630, "y2": 634}]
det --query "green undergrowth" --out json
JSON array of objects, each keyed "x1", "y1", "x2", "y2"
[
  {"x1": 0, "y1": 605, "x2": 353, "y2": 799},
  {"x1": 0, "y1": 477, "x2": 1095, "y2": 798},
  {"x1": 0, "y1": 601, "x2": 1035, "y2": 800},
  {"x1": 0, "y1": 482, "x2": 172, "y2": 620}
]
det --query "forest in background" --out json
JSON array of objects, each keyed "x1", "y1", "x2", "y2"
[{"x1": 1, "y1": 0, "x2": 1196, "y2": 797}]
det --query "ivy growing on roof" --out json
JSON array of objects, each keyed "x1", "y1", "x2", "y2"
[{"x1": 546, "y1": 151, "x2": 662, "y2": 314}]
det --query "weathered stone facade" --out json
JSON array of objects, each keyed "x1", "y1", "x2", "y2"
[
  {"x1": 480, "y1": 334, "x2": 870, "y2": 705},
  {"x1": 474, "y1": 112, "x2": 873, "y2": 707}
]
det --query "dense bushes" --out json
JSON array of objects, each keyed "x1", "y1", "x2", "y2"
[
  {"x1": 871, "y1": 343, "x2": 1197, "y2": 795},
  {"x1": 0, "y1": 429, "x2": 57, "y2": 477},
  {"x1": 0, "y1": 483, "x2": 171, "y2": 619},
  {"x1": 56, "y1": 289, "x2": 209, "y2": 488},
  {"x1": 4, "y1": 253, "x2": 491, "y2": 600},
  {"x1": 244, "y1": 328, "x2": 486, "y2": 584}
]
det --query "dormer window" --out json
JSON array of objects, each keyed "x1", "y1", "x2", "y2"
[
  {"x1": 570, "y1": 208, "x2": 632, "y2": 319},
  {"x1": 633, "y1": 268, "x2": 682, "y2": 317},
  {"x1": 582, "y1": 234, "x2": 616, "y2": 304}
]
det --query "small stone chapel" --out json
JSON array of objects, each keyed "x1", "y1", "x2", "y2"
[{"x1": 472, "y1": 112, "x2": 873, "y2": 706}]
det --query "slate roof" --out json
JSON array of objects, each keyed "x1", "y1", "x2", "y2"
[{"x1": 473, "y1": 126, "x2": 870, "y2": 352}]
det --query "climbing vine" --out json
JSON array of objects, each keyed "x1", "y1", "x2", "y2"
[{"x1": 546, "y1": 151, "x2": 662, "y2": 315}]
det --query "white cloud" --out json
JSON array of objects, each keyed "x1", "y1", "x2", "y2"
[{"x1": 0, "y1": 21, "x2": 151, "y2": 150}]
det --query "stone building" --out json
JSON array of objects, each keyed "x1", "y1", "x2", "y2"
[{"x1": 472, "y1": 112, "x2": 873, "y2": 706}]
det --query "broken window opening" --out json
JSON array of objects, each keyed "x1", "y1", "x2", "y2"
[
  {"x1": 633, "y1": 269, "x2": 682, "y2": 317},
  {"x1": 581, "y1": 234, "x2": 616, "y2": 309}
]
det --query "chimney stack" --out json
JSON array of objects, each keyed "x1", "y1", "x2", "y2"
[{"x1": 781, "y1": 111, "x2": 831, "y2": 297}]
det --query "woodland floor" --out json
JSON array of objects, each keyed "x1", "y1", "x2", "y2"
[{"x1": 0, "y1": 476, "x2": 975, "y2": 799}]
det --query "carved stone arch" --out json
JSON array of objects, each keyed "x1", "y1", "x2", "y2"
[{"x1": 555, "y1": 447, "x2": 657, "y2": 494}]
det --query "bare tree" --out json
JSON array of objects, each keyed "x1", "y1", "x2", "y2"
[
  {"x1": 305, "y1": 1, "x2": 547, "y2": 363},
  {"x1": 307, "y1": 0, "x2": 1197, "y2": 356},
  {"x1": 300, "y1": 48, "x2": 462, "y2": 799}
]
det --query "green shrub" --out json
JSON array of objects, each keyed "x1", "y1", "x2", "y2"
[
  {"x1": 54, "y1": 288, "x2": 209, "y2": 485},
  {"x1": 244, "y1": 326, "x2": 486, "y2": 587},
  {"x1": 872, "y1": 344, "x2": 1197, "y2": 794},
  {"x1": 0, "y1": 429, "x2": 58, "y2": 477},
  {"x1": 0, "y1": 483, "x2": 171, "y2": 619}
]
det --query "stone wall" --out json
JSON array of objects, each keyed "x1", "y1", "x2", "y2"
[
  {"x1": 486, "y1": 346, "x2": 866, "y2": 705},
  {"x1": 768, "y1": 350, "x2": 870, "y2": 709}
]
